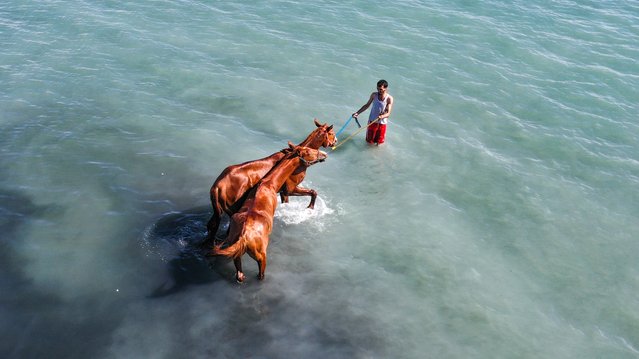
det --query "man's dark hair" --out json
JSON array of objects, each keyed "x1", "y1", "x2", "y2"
[{"x1": 377, "y1": 79, "x2": 388, "y2": 88}]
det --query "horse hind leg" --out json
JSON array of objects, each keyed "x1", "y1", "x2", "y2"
[
  {"x1": 234, "y1": 257, "x2": 245, "y2": 283},
  {"x1": 248, "y1": 248, "x2": 268, "y2": 280},
  {"x1": 205, "y1": 212, "x2": 220, "y2": 243},
  {"x1": 198, "y1": 216, "x2": 218, "y2": 251},
  {"x1": 256, "y1": 253, "x2": 267, "y2": 280},
  {"x1": 207, "y1": 189, "x2": 227, "y2": 242}
]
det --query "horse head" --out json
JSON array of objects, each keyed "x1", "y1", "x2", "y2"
[
  {"x1": 288, "y1": 142, "x2": 327, "y2": 166},
  {"x1": 302, "y1": 119, "x2": 336, "y2": 149}
]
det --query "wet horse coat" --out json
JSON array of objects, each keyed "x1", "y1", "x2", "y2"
[
  {"x1": 205, "y1": 119, "x2": 335, "y2": 243},
  {"x1": 211, "y1": 143, "x2": 328, "y2": 282}
]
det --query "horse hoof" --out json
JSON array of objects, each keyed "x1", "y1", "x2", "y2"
[{"x1": 236, "y1": 272, "x2": 245, "y2": 283}]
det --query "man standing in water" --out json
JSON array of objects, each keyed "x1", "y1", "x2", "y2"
[{"x1": 352, "y1": 79, "x2": 394, "y2": 145}]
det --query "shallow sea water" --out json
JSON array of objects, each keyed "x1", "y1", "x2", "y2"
[{"x1": 1, "y1": 1, "x2": 639, "y2": 358}]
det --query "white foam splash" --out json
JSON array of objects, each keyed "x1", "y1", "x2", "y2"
[{"x1": 274, "y1": 196, "x2": 334, "y2": 228}]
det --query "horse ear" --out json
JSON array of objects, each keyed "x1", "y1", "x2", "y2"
[
  {"x1": 288, "y1": 141, "x2": 295, "y2": 149},
  {"x1": 328, "y1": 124, "x2": 333, "y2": 130},
  {"x1": 314, "y1": 118, "x2": 321, "y2": 127}
]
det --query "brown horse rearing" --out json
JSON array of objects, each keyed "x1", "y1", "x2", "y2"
[
  {"x1": 205, "y1": 119, "x2": 336, "y2": 243},
  {"x1": 211, "y1": 143, "x2": 328, "y2": 282}
]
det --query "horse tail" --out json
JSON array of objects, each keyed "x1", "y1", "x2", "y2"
[
  {"x1": 209, "y1": 184, "x2": 216, "y2": 207},
  {"x1": 206, "y1": 185, "x2": 226, "y2": 239},
  {"x1": 210, "y1": 184, "x2": 223, "y2": 212},
  {"x1": 212, "y1": 234, "x2": 247, "y2": 259}
]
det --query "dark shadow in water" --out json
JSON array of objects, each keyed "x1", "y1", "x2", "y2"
[
  {"x1": 140, "y1": 206, "x2": 391, "y2": 357},
  {"x1": 143, "y1": 206, "x2": 235, "y2": 298},
  {"x1": 148, "y1": 252, "x2": 220, "y2": 298}
]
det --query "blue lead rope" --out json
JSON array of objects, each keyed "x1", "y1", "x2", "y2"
[
  {"x1": 335, "y1": 116, "x2": 353, "y2": 137},
  {"x1": 335, "y1": 116, "x2": 360, "y2": 137}
]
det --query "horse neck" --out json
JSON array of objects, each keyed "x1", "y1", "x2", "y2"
[
  {"x1": 261, "y1": 157, "x2": 303, "y2": 191},
  {"x1": 298, "y1": 129, "x2": 326, "y2": 149},
  {"x1": 266, "y1": 151, "x2": 287, "y2": 163}
]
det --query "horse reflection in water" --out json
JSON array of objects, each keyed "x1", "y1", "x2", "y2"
[{"x1": 209, "y1": 143, "x2": 328, "y2": 282}]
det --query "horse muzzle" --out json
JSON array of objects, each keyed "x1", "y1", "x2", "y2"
[{"x1": 311, "y1": 151, "x2": 328, "y2": 165}]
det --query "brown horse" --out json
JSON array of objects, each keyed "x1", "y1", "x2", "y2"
[
  {"x1": 205, "y1": 119, "x2": 336, "y2": 243},
  {"x1": 210, "y1": 143, "x2": 328, "y2": 282}
]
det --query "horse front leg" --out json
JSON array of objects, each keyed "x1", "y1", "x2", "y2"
[
  {"x1": 288, "y1": 186, "x2": 318, "y2": 209},
  {"x1": 233, "y1": 257, "x2": 245, "y2": 283}
]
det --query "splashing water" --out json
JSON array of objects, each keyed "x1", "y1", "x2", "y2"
[{"x1": 274, "y1": 195, "x2": 336, "y2": 229}]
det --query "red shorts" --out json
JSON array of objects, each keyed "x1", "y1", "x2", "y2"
[{"x1": 366, "y1": 123, "x2": 386, "y2": 144}]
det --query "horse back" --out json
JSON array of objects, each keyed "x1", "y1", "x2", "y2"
[{"x1": 211, "y1": 152, "x2": 284, "y2": 211}]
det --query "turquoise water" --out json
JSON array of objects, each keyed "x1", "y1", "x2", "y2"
[{"x1": 2, "y1": 1, "x2": 639, "y2": 358}]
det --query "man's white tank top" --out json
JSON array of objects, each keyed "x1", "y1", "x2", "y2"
[{"x1": 369, "y1": 92, "x2": 389, "y2": 125}]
